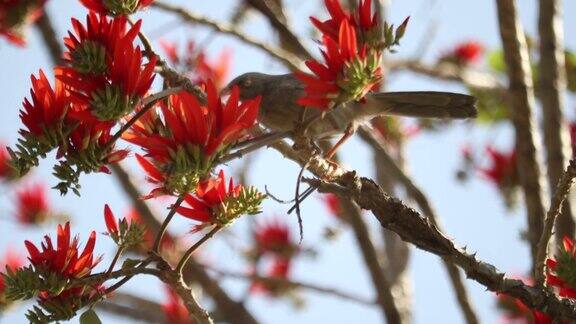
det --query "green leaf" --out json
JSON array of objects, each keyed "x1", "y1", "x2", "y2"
[
  {"x1": 80, "y1": 309, "x2": 102, "y2": 324},
  {"x1": 488, "y1": 50, "x2": 506, "y2": 74}
]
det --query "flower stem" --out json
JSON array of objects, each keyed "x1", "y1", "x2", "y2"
[
  {"x1": 153, "y1": 194, "x2": 186, "y2": 253},
  {"x1": 105, "y1": 247, "x2": 125, "y2": 277},
  {"x1": 176, "y1": 226, "x2": 221, "y2": 275}
]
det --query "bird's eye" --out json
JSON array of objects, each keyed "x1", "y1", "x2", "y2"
[{"x1": 242, "y1": 79, "x2": 252, "y2": 87}]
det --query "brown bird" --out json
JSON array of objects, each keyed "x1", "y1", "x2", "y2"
[{"x1": 226, "y1": 72, "x2": 477, "y2": 158}]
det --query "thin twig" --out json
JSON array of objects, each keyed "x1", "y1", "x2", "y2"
[
  {"x1": 537, "y1": 0, "x2": 574, "y2": 241},
  {"x1": 219, "y1": 131, "x2": 292, "y2": 164},
  {"x1": 153, "y1": 195, "x2": 186, "y2": 253},
  {"x1": 176, "y1": 226, "x2": 222, "y2": 275},
  {"x1": 243, "y1": 0, "x2": 312, "y2": 59},
  {"x1": 535, "y1": 159, "x2": 576, "y2": 286},
  {"x1": 207, "y1": 267, "x2": 376, "y2": 306},
  {"x1": 151, "y1": 1, "x2": 302, "y2": 71},
  {"x1": 105, "y1": 247, "x2": 125, "y2": 277},
  {"x1": 496, "y1": 0, "x2": 548, "y2": 267}
]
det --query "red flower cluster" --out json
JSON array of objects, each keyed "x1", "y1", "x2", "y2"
[
  {"x1": 254, "y1": 219, "x2": 296, "y2": 258},
  {"x1": 478, "y1": 146, "x2": 518, "y2": 188},
  {"x1": 0, "y1": 0, "x2": 45, "y2": 46},
  {"x1": 123, "y1": 208, "x2": 173, "y2": 251},
  {"x1": 546, "y1": 236, "x2": 576, "y2": 299},
  {"x1": 58, "y1": 14, "x2": 156, "y2": 122},
  {"x1": 24, "y1": 222, "x2": 103, "y2": 304},
  {"x1": 248, "y1": 219, "x2": 299, "y2": 297},
  {"x1": 0, "y1": 251, "x2": 23, "y2": 308},
  {"x1": 162, "y1": 286, "x2": 194, "y2": 324},
  {"x1": 160, "y1": 39, "x2": 232, "y2": 90},
  {"x1": 297, "y1": 0, "x2": 407, "y2": 110},
  {"x1": 442, "y1": 41, "x2": 484, "y2": 66},
  {"x1": 79, "y1": 0, "x2": 154, "y2": 15},
  {"x1": 177, "y1": 170, "x2": 264, "y2": 232},
  {"x1": 321, "y1": 193, "x2": 342, "y2": 218},
  {"x1": 10, "y1": 13, "x2": 154, "y2": 193},
  {"x1": 250, "y1": 258, "x2": 291, "y2": 296},
  {"x1": 15, "y1": 183, "x2": 52, "y2": 225},
  {"x1": 127, "y1": 81, "x2": 260, "y2": 196},
  {"x1": 569, "y1": 122, "x2": 576, "y2": 157}
]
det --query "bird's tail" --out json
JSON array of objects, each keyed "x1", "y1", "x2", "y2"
[{"x1": 353, "y1": 91, "x2": 478, "y2": 120}]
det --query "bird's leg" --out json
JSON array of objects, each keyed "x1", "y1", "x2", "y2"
[{"x1": 324, "y1": 124, "x2": 355, "y2": 161}]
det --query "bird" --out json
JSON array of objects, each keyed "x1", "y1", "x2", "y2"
[{"x1": 225, "y1": 72, "x2": 477, "y2": 158}]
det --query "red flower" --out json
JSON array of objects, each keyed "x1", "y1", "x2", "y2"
[
  {"x1": 321, "y1": 193, "x2": 342, "y2": 218},
  {"x1": 20, "y1": 70, "x2": 71, "y2": 146},
  {"x1": 104, "y1": 204, "x2": 118, "y2": 235},
  {"x1": 15, "y1": 183, "x2": 51, "y2": 225},
  {"x1": 478, "y1": 146, "x2": 517, "y2": 187},
  {"x1": 79, "y1": 0, "x2": 154, "y2": 15},
  {"x1": 0, "y1": 143, "x2": 13, "y2": 180},
  {"x1": 0, "y1": 0, "x2": 45, "y2": 46},
  {"x1": 64, "y1": 13, "x2": 141, "y2": 75},
  {"x1": 0, "y1": 250, "x2": 23, "y2": 298},
  {"x1": 254, "y1": 219, "x2": 295, "y2": 257},
  {"x1": 126, "y1": 81, "x2": 260, "y2": 196},
  {"x1": 57, "y1": 40, "x2": 157, "y2": 122},
  {"x1": 162, "y1": 286, "x2": 194, "y2": 324},
  {"x1": 497, "y1": 292, "x2": 552, "y2": 324},
  {"x1": 160, "y1": 39, "x2": 232, "y2": 89},
  {"x1": 546, "y1": 236, "x2": 576, "y2": 299},
  {"x1": 177, "y1": 170, "x2": 243, "y2": 231},
  {"x1": 250, "y1": 258, "x2": 291, "y2": 296},
  {"x1": 24, "y1": 222, "x2": 103, "y2": 306},
  {"x1": 25, "y1": 222, "x2": 102, "y2": 279},
  {"x1": 310, "y1": 0, "x2": 378, "y2": 42},
  {"x1": 441, "y1": 41, "x2": 484, "y2": 66},
  {"x1": 296, "y1": 19, "x2": 381, "y2": 110}
]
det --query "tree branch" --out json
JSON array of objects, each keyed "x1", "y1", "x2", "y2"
[
  {"x1": 496, "y1": 0, "x2": 548, "y2": 267},
  {"x1": 207, "y1": 267, "x2": 376, "y2": 306},
  {"x1": 537, "y1": 0, "x2": 574, "y2": 242},
  {"x1": 243, "y1": 0, "x2": 312, "y2": 59},
  {"x1": 358, "y1": 127, "x2": 479, "y2": 324},
  {"x1": 535, "y1": 159, "x2": 576, "y2": 286},
  {"x1": 151, "y1": 1, "x2": 302, "y2": 70},
  {"x1": 262, "y1": 135, "x2": 576, "y2": 320}
]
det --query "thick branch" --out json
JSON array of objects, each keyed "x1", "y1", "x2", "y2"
[
  {"x1": 537, "y1": 0, "x2": 574, "y2": 241},
  {"x1": 264, "y1": 137, "x2": 576, "y2": 320},
  {"x1": 358, "y1": 127, "x2": 479, "y2": 324},
  {"x1": 535, "y1": 159, "x2": 576, "y2": 285},
  {"x1": 496, "y1": 0, "x2": 547, "y2": 266},
  {"x1": 151, "y1": 1, "x2": 302, "y2": 70}
]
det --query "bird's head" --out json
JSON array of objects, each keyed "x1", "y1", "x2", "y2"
[{"x1": 223, "y1": 72, "x2": 271, "y2": 100}]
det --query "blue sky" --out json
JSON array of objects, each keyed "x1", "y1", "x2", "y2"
[{"x1": 1, "y1": 0, "x2": 575, "y2": 323}]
